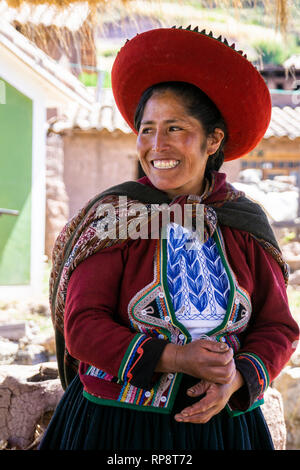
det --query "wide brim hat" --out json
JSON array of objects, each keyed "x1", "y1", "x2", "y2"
[{"x1": 111, "y1": 26, "x2": 271, "y2": 161}]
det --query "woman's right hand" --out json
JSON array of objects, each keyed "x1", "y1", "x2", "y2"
[{"x1": 156, "y1": 339, "x2": 235, "y2": 384}]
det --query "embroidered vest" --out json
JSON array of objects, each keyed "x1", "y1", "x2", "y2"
[{"x1": 83, "y1": 227, "x2": 254, "y2": 416}]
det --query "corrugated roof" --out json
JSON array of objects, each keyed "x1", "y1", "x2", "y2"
[
  {"x1": 49, "y1": 89, "x2": 132, "y2": 134},
  {"x1": 265, "y1": 106, "x2": 300, "y2": 139},
  {"x1": 49, "y1": 89, "x2": 300, "y2": 139}
]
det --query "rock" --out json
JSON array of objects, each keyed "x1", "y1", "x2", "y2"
[
  {"x1": 27, "y1": 362, "x2": 59, "y2": 382},
  {"x1": 40, "y1": 335, "x2": 56, "y2": 356},
  {"x1": 0, "y1": 338, "x2": 19, "y2": 365},
  {"x1": 288, "y1": 269, "x2": 300, "y2": 285},
  {"x1": 26, "y1": 300, "x2": 50, "y2": 317},
  {"x1": 239, "y1": 169, "x2": 263, "y2": 184},
  {"x1": 0, "y1": 362, "x2": 63, "y2": 449},
  {"x1": 274, "y1": 175, "x2": 297, "y2": 185},
  {"x1": 0, "y1": 322, "x2": 27, "y2": 341},
  {"x1": 290, "y1": 340, "x2": 300, "y2": 367},
  {"x1": 282, "y1": 242, "x2": 300, "y2": 257},
  {"x1": 261, "y1": 387, "x2": 286, "y2": 450},
  {"x1": 273, "y1": 367, "x2": 300, "y2": 450},
  {"x1": 15, "y1": 344, "x2": 49, "y2": 365},
  {"x1": 281, "y1": 243, "x2": 300, "y2": 272},
  {"x1": 233, "y1": 177, "x2": 298, "y2": 223}
]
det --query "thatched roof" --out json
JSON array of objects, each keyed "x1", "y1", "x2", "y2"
[
  {"x1": 0, "y1": 17, "x2": 95, "y2": 108},
  {"x1": 2, "y1": 1, "x2": 294, "y2": 33},
  {"x1": 0, "y1": 0, "x2": 89, "y2": 30}
]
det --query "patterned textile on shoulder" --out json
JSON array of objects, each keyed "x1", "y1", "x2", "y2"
[{"x1": 50, "y1": 189, "x2": 153, "y2": 388}]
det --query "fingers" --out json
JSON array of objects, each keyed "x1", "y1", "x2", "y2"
[
  {"x1": 175, "y1": 381, "x2": 229, "y2": 424},
  {"x1": 175, "y1": 392, "x2": 216, "y2": 423},
  {"x1": 200, "y1": 355, "x2": 235, "y2": 385},
  {"x1": 212, "y1": 359, "x2": 236, "y2": 384},
  {"x1": 195, "y1": 339, "x2": 234, "y2": 366},
  {"x1": 175, "y1": 406, "x2": 218, "y2": 424},
  {"x1": 199, "y1": 338, "x2": 230, "y2": 353},
  {"x1": 187, "y1": 380, "x2": 210, "y2": 397},
  {"x1": 176, "y1": 340, "x2": 235, "y2": 382}
]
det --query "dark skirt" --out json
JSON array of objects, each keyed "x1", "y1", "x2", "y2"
[{"x1": 39, "y1": 375, "x2": 274, "y2": 451}]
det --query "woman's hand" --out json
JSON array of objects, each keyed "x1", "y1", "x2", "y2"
[
  {"x1": 174, "y1": 370, "x2": 244, "y2": 424},
  {"x1": 156, "y1": 339, "x2": 235, "y2": 384}
]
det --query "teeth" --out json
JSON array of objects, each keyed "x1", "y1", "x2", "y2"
[{"x1": 152, "y1": 160, "x2": 180, "y2": 169}]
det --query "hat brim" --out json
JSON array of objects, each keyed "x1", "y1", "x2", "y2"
[{"x1": 111, "y1": 28, "x2": 271, "y2": 161}]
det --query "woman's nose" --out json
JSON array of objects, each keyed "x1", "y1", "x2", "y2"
[{"x1": 152, "y1": 130, "x2": 169, "y2": 152}]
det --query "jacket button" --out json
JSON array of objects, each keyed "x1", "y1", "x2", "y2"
[
  {"x1": 179, "y1": 334, "x2": 185, "y2": 340},
  {"x1": 160, "y1": 396, "x2": 167, "y2": 402},
  {"x1": 145, "y1": 391, "x2": 151, "y2": 397}
]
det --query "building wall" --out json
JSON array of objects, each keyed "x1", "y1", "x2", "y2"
[
  {"x1": 221, "y1": 159, "x2": 242, "y2": 183},
  {"x1": 0, "y1": 38, "x2": 46, "y2": 299},
  {"x1": 240, "y1": 137, "x2": 300, "y2": 179},
  {"x1": 62, "y1": 129, "x2": 138, "y2": 218},
  {"x1": 45, "y1": 133, "x2": 69, "y2": 259},
  {"x1": 0, "y1": 78, "x2": 32, "y2": 285}
]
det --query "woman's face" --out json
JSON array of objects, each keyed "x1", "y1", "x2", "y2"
[{"x1": 136, "y1": 90, "x2": 223, "y2": 198}]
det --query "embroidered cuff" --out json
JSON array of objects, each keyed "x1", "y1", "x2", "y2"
[
  {"x1": 118, "y1": 334, "x2": 168, "y2": 390},
  {"x1": 229, "y1": 352, "x2": 269, "y2": 411}
]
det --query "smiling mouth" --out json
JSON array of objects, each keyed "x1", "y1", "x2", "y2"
[{"x1": 152, "y1": 159, "x2": 180, "y2": 169}]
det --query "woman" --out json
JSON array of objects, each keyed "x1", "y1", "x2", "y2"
[{"x1": 39, "y1": 27, "x2": 299, "y2": 450}]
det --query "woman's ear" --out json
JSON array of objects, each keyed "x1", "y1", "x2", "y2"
[{"x1": 207, "y1": 128, "x2": 225, "y2": 156}]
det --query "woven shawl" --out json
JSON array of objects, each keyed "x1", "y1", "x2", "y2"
[{"x1": 50, "y1": 177, "x2": 289, "y2": 390}]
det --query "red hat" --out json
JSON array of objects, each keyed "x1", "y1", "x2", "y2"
[{"x1": 111, "y1": 26, "x2": 271, "y2": 161}]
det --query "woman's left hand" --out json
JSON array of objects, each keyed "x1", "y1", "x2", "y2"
[{"x1": 174, "y1": 371, "x2": 244, "y2": 424}]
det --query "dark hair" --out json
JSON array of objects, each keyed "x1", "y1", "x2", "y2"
[{"x1": 134, "y1": 81, "x2": 228, "y2": 178}]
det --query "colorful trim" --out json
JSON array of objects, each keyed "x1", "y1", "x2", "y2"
[
  {"x1": 118, "y1": 334, "x2": 152, "y2": 383},
  {"x1": 226, "y1": 398, "x2": 264, "y2": 418},
  {"x1": 235, "y1": 352, "x2": 270, "y2": 394},
  {"x1": 83, "y1": 224, "x2": 255, "y2": 415},
  {"x1": 83, "y1": 390, "x2": 174, "y2": 413},
  {"x1": 216, "y1": 333, "x2": 241, "y2": 352}
]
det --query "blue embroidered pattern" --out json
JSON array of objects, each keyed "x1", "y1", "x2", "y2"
[{"x1": 167, "y1": 224, "x2": 230, "y2": 323}]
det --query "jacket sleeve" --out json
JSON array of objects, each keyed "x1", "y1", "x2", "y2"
[
  {"x1": 64, "y1": 243, "x2": 168, "y2": 391},
  {"x1": 227, "y1": 230, "x2": 299, "y2": 411}
]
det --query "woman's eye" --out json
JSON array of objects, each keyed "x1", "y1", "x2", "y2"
[
  {"x1": 141, "y1": 128, "x2": 152, "y2": 134},
  {"x1": 169, "y1": 126, "x2": 182, "y2": 132}
]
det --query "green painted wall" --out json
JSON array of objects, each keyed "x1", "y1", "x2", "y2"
[{"x1": 0, "y1": 78, "x2": 32, "y2": 285}]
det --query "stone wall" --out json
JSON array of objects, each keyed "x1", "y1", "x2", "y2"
[
  {"x1": 45, "y1": 128, "x2": 138, "y2": 259},
  {"x1": 45, "y1": 133, "x2": 69, "y2": 259},
  {"x1": 62, "y1": 129, "x2": 138, "y2": 218}
]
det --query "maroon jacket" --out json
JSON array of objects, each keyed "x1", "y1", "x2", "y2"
[{"x1": 63, "y1": 175, "x2": 299, "y2": 416}]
